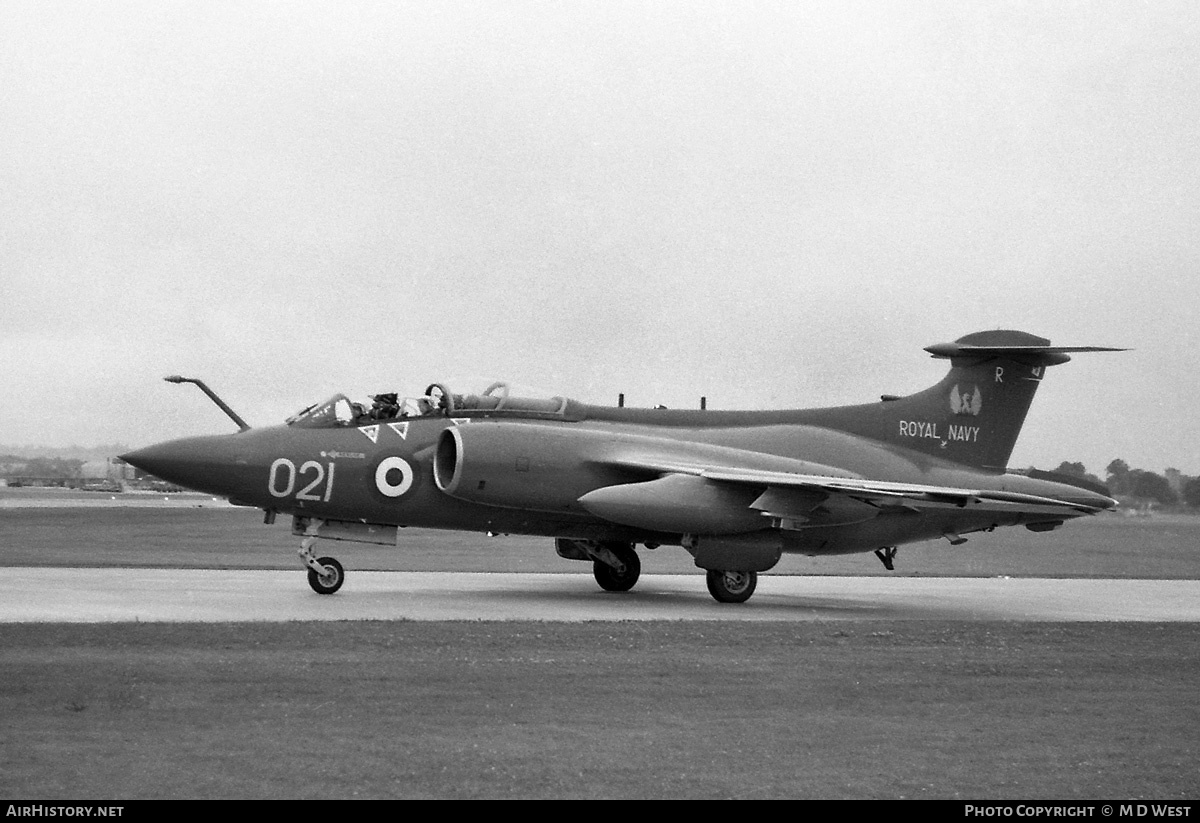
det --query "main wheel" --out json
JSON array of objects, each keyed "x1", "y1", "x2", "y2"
[
  {"x1": 307, "y1": 556, "x2": 345, "y2": 595},
  {"x1": 593, "y1": 543, "x2": 641, "y2": 592},
  {"x1": 706, "y1": 569, "x2": 757, "y2": 603}
]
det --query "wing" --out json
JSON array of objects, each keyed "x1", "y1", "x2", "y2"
[
  {"x1": 579, "y1": 452, "x2": 1112, "y2": 535},
  {"x1": 630, "y1": 457, "x2": 1108, "y2": 511}
]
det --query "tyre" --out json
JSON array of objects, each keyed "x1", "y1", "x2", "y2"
[
  {"x1": 307, "y1": 556, "x2": 345, "y2": 595},
  {"x1": 705, "y1": 569, "x2": 757, "y2": 603},
  {"x1": 593, "y1": 543, "x2": 641, "y2": 592}
]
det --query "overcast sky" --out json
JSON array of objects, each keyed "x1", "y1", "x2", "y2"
[{"x1": 2, "y1": 1, "x2": 1197, "y2": 475}]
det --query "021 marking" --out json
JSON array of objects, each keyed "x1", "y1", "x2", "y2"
[{"x1": 269, "y1": 458, "x2": 335, "y2": 502}]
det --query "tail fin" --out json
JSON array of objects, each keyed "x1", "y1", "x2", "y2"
[{"x1": 822, "y1": 331, "x2": 1124, "y2": 471}]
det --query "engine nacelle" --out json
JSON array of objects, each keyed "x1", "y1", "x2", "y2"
[
  {"x1": 433, "y1": 420, "x2": 859, "y2": 534},
  {"x1": 433, "y1": 422, "x2": 628, "y2": 513}
]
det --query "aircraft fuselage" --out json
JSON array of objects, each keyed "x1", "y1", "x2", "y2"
[
  {"x1": 124, "y1": 407, "x2": 1108, "y2": 555},
  {"x1": 121, "y1": 330, "x2": 1123, "y2": 603}
]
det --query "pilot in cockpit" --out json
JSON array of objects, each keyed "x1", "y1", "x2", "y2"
[
  {"x1": 396, "y1": 395, "x2": 440, "y2": 418},
  {"x1": 369, "y1": 393, "x2": 400, "y2": 421}
]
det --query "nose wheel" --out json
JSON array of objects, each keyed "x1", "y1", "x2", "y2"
[
  {"x1": 299, "y1": 525, "x2": 345, "y2": 594},
  {"x1": 307, "y1": 556, "x2": 345, "y2": 595}
]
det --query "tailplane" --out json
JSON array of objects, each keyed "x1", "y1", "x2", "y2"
[{"x1": 819, "y1": 331, "x2": 1125, "y2": 471}]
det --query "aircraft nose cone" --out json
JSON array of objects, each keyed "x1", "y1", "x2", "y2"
[
  {"x1": 119, "y1": 442, "x2": 184, "y2": 479},
  {"x1": 120, "y1": 434, "x2": 250, "y2": 497}
]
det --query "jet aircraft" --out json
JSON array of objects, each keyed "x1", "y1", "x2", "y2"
[{"x1": 122, "y1": 330, "x2": 1122, "y2": 603}]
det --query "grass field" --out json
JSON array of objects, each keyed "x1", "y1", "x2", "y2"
[
  {"x1": 3, "y1": 621, "x2": 1197, "y2": 799},
  {"x1": 2, "y1": 494, "x2": 1198, "y2": 799}
]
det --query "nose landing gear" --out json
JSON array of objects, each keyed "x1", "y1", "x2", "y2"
[
  {"x1": 298, "y1": 521, "x2": 345, "y2": 595},
  {"x1": 306, "y1": 556, "x2": 344, "y2": 595}
]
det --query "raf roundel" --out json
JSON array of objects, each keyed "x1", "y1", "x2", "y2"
[{"x1": 374, "y1": 456, "x2": 415, "y2": 498}]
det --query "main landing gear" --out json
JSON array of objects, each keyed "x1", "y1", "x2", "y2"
[
  {"x1": 556, "y1": 538, "x2": 642, "y2": 593},
  {"x1": 705, "y1": 569, "x2": 757, "y2": 603},
  {"x1": 299, "y1": 526, "x2": 344, "y2": 595},
  {"x1": 593, "y1": 542, "x2": 641, "y2": 592}
]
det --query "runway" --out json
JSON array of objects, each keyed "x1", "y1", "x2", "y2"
[{"x1": 2, "y1": 568, "x2": 1199, "y2": 623}]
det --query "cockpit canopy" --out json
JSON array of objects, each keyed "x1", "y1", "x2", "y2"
[
  {"x1": 287, "y1": 395, "x2": 372, "y2": 428},
  {"x1": 286, "y1": 382, "x2": 570, "y2": 428}
]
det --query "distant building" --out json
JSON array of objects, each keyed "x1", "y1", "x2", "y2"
[
  {"x1": 109, "y1": 458, "x2": 136, "y2": 481},
  {"x1": 80, "y1": 461, "x2": 109, "y2": 480}
]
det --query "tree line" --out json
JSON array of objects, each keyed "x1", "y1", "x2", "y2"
[
  {"x1": 0, "y1": 455, "x2": 85, "y2": 480},
  {"x1": 1052, "y1": 459, "x2": 1200, "y2": 509}
]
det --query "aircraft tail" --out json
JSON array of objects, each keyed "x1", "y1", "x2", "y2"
[{"x1": 819, "y1": 330, "x2": 1123, "y2": 471}]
